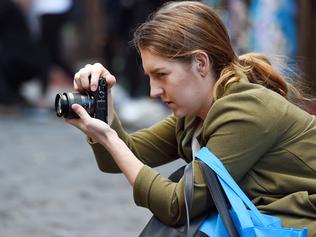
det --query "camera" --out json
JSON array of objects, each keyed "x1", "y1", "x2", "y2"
[{"x1": 55, "y1": 78, "x2": 107, "y2": 122}]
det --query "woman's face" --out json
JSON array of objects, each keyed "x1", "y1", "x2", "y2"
[{"x1": 140, "y1": 49, "x2": 214, "y2": 119}]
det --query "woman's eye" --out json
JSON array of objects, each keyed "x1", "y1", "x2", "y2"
[{"x1": 157, "y1": 72, "x2": 167, "y2": 78}]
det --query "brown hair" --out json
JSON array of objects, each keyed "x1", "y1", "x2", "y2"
[{"x1": 133, "y1": 1, "x2": 312, "y2": 106}]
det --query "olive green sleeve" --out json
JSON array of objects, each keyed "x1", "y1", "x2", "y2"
[
  {"x1": 89, "y1": 111, "x2": 179, "y2": 173},
  {"x1": 133, "y1": 161, "x2": 213, "y2": 226},
  {"x1": 88, "y1": 111, "x2": 125, "y2": 173}
]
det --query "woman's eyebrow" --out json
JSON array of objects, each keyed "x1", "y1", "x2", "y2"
[
  {"x1": 143, "y1": 67, "x2": 165, "y2": 76},
  {"x1": 148, "y1": 67, "x2": 165, "y2": 75}
]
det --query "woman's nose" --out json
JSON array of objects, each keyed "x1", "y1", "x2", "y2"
[{"x1": 150, "y1": 80, "x2": 164, "y2": 98}]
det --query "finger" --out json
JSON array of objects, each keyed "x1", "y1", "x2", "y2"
[
  {"x1": 74, "y1": 72, "x2": 82, "y2": 91},
  {"x1": 65, "y1": 117, "x2": 85, "y2": 131},
  {"x1": 90, "y1": 63, "x2": 103, "y2": 91},
  {"x1": 73, "y1": 79, "x2": 78, "y2": 91},
  {"x1": 104, "y1": 73, "x2": 116, "y2": 88},
  {"x1": 71, "y1": 103, "x2": 90, "y2": 121},
  {"x1": 92, "y1": 63, "x2": 116, "y2": 89},
  {"x1": 81, "y1": 64, "x2": 93, "y2": 90}
]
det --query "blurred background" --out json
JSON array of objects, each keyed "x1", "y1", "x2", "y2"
[{"x1": 0, "y1": 0, "x2": 315, "y2": 236}]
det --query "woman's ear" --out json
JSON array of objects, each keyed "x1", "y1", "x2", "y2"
[{"x1": 193, "y1": 51, "x2": 210, "y2": 78}]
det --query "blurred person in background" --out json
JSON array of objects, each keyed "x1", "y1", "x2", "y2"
[
  {"x1": 0, "y1": 0, "x2": 76, "y2": 109},
  {"x1": 29, "y1": 0, "x2": 75, "y2": 89},
  {"x1": 103, "y1": 0, "x2": 166, "y2": 98},
  {"x1": 65, "y1": 1, "x2": 316, "y2": 235},
  {"x1": 102, "y1": 0, "x2": 169, "y2": 127},
  {"x1": 0, "y1": 0, "x2": 49, "y2": 107}
]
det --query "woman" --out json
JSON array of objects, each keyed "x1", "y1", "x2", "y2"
[{"x1": 66, "y1": 1, "x2": 316, "y2": 235}]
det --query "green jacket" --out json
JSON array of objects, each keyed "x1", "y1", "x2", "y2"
[{"x1": 90, "y1": 77, "x2": 316, "y2": 236}]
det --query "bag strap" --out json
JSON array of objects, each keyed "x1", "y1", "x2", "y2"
[
  {"x1": 196, "y1": 147, "x2": 269, "y2": 227},
  {"x1": 167, "y1": 164, "x2": 195, "y2": 237},
  {"x1": 183, "y1": 163, "x2": 194, "y2": 237},
  {"x1": 200, "y1": 162, "x2": 240, "y2": 237}
]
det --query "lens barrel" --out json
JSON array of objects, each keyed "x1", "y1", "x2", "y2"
[{"x1": 54, "y1": 92, "x2": 95, "y2": 119}]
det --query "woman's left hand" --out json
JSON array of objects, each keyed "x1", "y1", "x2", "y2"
[{"x1": 65, "y1": 103, "x2": 117, "y2": 147}]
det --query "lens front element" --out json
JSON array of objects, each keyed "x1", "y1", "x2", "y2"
[
  {"x1": 55, "y1": 93, "x2": 69, "y2": 117},
  {"x1": 54, "y1": 92, "x2": 95, "y2": 119}
]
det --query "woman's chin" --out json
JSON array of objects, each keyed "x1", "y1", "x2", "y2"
[{"x1": 172, "y1": 110, "x2": 186, "y2": 118}]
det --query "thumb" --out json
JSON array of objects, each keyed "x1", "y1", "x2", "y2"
[{"x1": 72, "y1": 104, "x2": 90, "y2": 120}]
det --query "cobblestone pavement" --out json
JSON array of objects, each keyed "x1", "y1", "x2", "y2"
[{"x1": 0, "y1": 109, "x2": 184, "y2": 237}]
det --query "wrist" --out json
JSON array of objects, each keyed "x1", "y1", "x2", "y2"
[{"x1": 100, "y1": 129, "x2": 120, "y2": 150}]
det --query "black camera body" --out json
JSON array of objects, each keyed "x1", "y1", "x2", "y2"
[{"x1": 55, "y1": 78, "x2": 107, "y2": 122}]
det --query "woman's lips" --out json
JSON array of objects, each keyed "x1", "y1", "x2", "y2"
[{"x1": 164, "y1": 101, "x2": 174, "y2": 108}]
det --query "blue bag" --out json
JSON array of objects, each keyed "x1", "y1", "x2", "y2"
[{"x1": 195, "y1": 147, "x2": 308, "y2": 237}]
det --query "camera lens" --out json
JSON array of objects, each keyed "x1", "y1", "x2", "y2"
[
  {"x1": 54, "y1": 92, "x2": 95, "y2": 119},
  {"x1": 55, "y1": 93, "x2": 67, "y2": 117}
]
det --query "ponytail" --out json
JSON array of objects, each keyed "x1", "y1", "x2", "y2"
[
  {"x1": 213, "y1": 52, "x2": 313, "y2": 107},
  {"x1": 239, "y1": 53, "x2": 288, "y2": 96}
]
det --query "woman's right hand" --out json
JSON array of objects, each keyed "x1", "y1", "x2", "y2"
[
  {"x1": 73, "y1": 62, "x2": 116, "y2": 124},
  {"x1": 74, "y1": 63, "x2": 116, "y2": 92}
]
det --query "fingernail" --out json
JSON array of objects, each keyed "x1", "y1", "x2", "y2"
[{"x1": 91, "y1": 85, "x2": 97, "y2": 91}]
